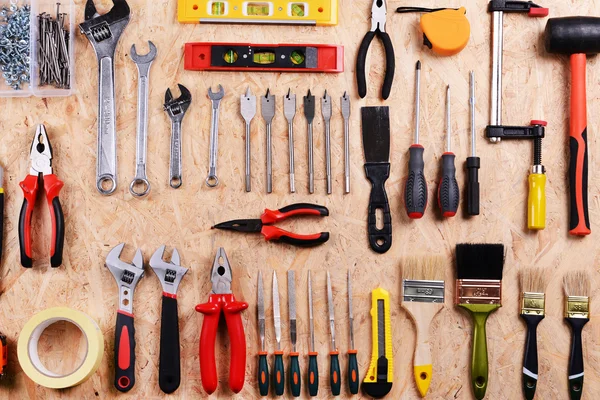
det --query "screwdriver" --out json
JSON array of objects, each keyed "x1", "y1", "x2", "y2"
[
  {"x1": 466, "y1": 71, "x2": 480, "y2": 216},
  {"x1": 438, "y1": 85, "x2": 459, "y2": 217},
  {"x1": 405, "y1": 60, "x2": 428, "y2": 218}
]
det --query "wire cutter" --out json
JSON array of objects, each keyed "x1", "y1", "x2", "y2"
[
  {"x1": 19, "y1": 125, "x2": 65, "y2": 268},
  {"x1": 195, "y1": 248, "x2": 248, "y2": 395},
  {"x1": 212, "y1": 203, "x2": 330, "y2": 247},
  {"x1": 356, "y1": 0, "x2": 396, "y2": 100}
]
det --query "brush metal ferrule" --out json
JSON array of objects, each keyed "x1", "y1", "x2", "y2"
[
  {"x1": 565, "y1": 296, "x2": 589, "y2": 319},
  {"x1": 521, "y1": 292, "x2": 545, "y2": 316},
  {"x1": 403, "y1": 279, "x2": 445, "y2": 303},
  {"x1": 455, "y1": 279, "x2": 502, "y2": 305}
]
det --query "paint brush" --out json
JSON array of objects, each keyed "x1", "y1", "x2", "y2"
[
  {"x1": 519, "y1": 268, "x2": 547, "y2": 400},
  {"x1": 402, "y1": 256, "x2": 445, "y2": 397},
  {"x1": 455, "y1": 243, "x2": 504, "y2": 400},
  {"x1": 563, "y1": 271, "x2": 590, "y2": 400}
]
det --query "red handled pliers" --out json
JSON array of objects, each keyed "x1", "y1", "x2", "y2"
[
  {"x1": 212, "y1": 203, "x2": 330, "y2": 247},
  {"x1": 19, "y1": 124, "x2": 65, "y2": 268},
  {"x1": 196, "y1": 248, "x2": 248, "y2": 394}
]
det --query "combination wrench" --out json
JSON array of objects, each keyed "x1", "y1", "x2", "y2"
[
  {"x1": 79, "y1": 0, "x2": 130, "y2": 195},
  {"x1": 207, "y1": 85, "x2": 225, "y2": 187},
  {"x1": 129, "y1": 41, "x2": 157, "y2": 198},
  {"x1": 164, "y1": 84, "x2": 192, "y2": 189}
]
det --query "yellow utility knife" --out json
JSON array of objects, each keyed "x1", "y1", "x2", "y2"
[{"x1": 362, "y1": 288, "x2": 393, "y2": 398}]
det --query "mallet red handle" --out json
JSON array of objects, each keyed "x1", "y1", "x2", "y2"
[{"x1": 569, "y1": 54, "x2": 591, "y2": 235}]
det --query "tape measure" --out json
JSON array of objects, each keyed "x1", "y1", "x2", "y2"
[
  {"x1": 397, "y1": 7, "x2": 470, "y2": 56},
  {"x1": 178, "y1": 0, "x2": 338, "y2": 25},
  {"x1": 17, "y1": 307, "x2": 104, "y2": 389}
]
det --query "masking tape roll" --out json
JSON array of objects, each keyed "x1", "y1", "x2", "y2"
[{"x1": 18, "y1": 307, "x2": 104, "y2": 389}]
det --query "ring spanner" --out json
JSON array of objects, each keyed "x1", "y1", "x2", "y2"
[{"x1": 207, "y1": 85, "x2": 225, "y2": 187}]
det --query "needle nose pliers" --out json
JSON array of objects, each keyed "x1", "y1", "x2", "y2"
[
  {"x1": 196, "y1": 248, "x2": 248, "y2": 395},
  {"x1": 19, "y1": 124, "x2": 65, "y2": 268},
  {"x1": 212, "y1": 203, "x2": 330, "y2": 247},
  {"x1": 356, "y1": 0, "x2": 396, "y2": 100}
]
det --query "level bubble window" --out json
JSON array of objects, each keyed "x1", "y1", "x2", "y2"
[
  {"x1": 290, "y1": 3, "x2": 307, "y2": 17},
  {"x1": 246, "y1": 2, "x2": 273, "y2": 16},
  {"x1": 208, "y1": 1, "x2": 228, "y2": 15}
]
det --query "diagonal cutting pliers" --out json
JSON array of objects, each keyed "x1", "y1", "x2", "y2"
[
  {"x1": 356, "y1": 0, "x2": 396, "y2": 100},
  {"x1": 196, "y1": 248, "x2": 248, "y2": 395},
  {"x1": 212, "y1": 203, "x2": 330, "y2": 247},
  {"x1": 19, "y1": 124, "x2": 65, "y2": 268}
]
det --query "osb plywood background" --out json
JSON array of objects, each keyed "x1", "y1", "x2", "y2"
[{"x1": 0, "y1": 0, "x2": 599, "y2": 399}]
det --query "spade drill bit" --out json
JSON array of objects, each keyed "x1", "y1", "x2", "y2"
[
  {"x1": 304, "y1": 90, "x2": 316, "y2": 194},
  {"x1": 241, "y1": 88, "x2": 256, "y2": 192},
  {"x1": 322, "y1": 91, "x2": 332, "y2": 195},
  {"x1": 262, "y1": 89, "x2": 276, "y2": 193},
  {"x1": 285, "y1": 89, "x2": 297, "y2": 193},
  {"x1": 341, "y1": 92, "x2": 351, "y2": 194}
]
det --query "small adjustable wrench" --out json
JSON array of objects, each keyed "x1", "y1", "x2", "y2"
[
  {"x1": 79, "y1": 0, "x2": 131, "y2": 195},
  {"x1": 105, "y1": 243, "x2": 144, "y2": 392},
  {"x1": 164, "y1": 84, "x2": 192, "y2": 188},
  {"x1": 207, "y1": 85, "x2": 225, "y2": 187},
  {"x1": 129, "y1": 41, "x2": 157, "y2": 198},
  {"x1": 150, "y1": 245, "x2": 188, "y2": 394}
]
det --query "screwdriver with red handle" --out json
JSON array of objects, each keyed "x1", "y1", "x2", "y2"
[
  {"x1": 438, "y1": 85, "x2": 459, "y2": 217},
  {"x1": 405, "y1": 61, "x2": 428, "y2": 218}
]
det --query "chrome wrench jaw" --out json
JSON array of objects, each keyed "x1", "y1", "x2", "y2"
[
  {"x1": 129, "y1": 41, "x2": 157, "y2": 198},
  {"x1": 149, "y1": 245, "x2": 188, "y2": 296},
  {"x1": 207, "y1": 85, "x2": 225, "y2": 187},
  {"x1": 80, "y1": 0, "x2": 131, "y2": 196},
  {"x1": 164, "y1": 85, "x2": 192, "y2": 189},
  {"x1": 105, "y1": 243, "x2": 144, "y2": 314}
]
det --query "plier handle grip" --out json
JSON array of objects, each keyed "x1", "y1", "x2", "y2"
[
  {"x1": 18, "y1": 125, "x2": 65, "y2": 268},
  {"x1": 196, "y1": 248, "x2": 248, "y2": 394},
  {"x1": 213, "y1": 203, "x2": 330, "y2": 247}
]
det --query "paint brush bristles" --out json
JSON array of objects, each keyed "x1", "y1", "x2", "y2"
[
  {"x1": 403, "y1": 256, "x2": 445, "y2": 282},
  {"x1": 564, "y1": 271, "x2": 590, "y2": 298},
  {"x1": 520, "y1": 268, "x2": 548, "y2": 294}
]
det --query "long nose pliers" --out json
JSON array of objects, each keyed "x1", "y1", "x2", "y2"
[
  {"x1": 212, "y1": 203, "x2": 330, "y2": 247},
  {"x1": 19, "y1": 124, "x2": 65, "y2": 268},
  {"x1": 356, "y1": 0, "x2": 396, "y2": 100},
  {"x1": 196, "y1": 248, "x2": 248, "y2": 395}
]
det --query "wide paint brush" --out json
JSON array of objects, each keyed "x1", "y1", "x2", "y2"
[
  {"x1": 563, "y1": 271, "x2": 590, "y2": 400},
  {"x1": 519, "y1": 268, "x2": 547, "y2": 400},
  {"x1": 455, "y1": 243, "x2": 504, "y2": 400},
  {"x1": 402, "y1": 256, "x2": 445, "y2": 397}
]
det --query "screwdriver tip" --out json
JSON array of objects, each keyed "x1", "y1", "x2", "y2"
[{"x1": 416, "y1": 60, "x2": 421, "y2": 70}]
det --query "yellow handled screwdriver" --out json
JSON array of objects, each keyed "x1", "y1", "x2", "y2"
[{"x1": 528, "y1": 137, "x2": 546, "y2": 230}]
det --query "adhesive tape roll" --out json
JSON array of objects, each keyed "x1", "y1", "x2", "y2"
[{"x1": 18, "y1": 307, "x2": 104, "y2": 389}]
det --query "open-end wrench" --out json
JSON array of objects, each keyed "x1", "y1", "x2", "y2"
[
  {"x1": 284, "y1": 89, "x2": 296, "y2": 193},
  {"x1": 105, "y1": 243, "x2": 144, "y2": 392},
  {"x1": 79, "y1": 0, "x2": 130, "y2": 195},
  {"x1": 129, "y1": 41, "x2": 157, "y2": 198},
  {"x1": 149, "y1": 245, "x2": 188, "y2": 394},
  {"x1": 322, "y1": 91, "x2": 332, "y2": 195},
  {"x1": 261, "y1": 89, "x2": 275, "y2": 193},
  {"x1": 164, "y1": 84, "x2": 192, "y2": 189},
  {"x1": 207, "y1": 85, "x2": 225, "y2": 187},
  {"x1": 241, "y1": 88, "x2": 256, "y2": 192}
]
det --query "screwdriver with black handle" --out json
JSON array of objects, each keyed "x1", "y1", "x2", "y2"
[
  {"x1": 438, "y1": 85, "x2": 459, "y2": 217},
  {"x1": 405, "y1": 61, "x2": 428, "y2": 219},
  {"x1": 466, "y1": 71, "x2": 480, "y2": 216}
]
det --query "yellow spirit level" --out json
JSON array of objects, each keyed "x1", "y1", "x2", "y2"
[{"x1": 178, "y1": 0, "x2": 338, "y2": 25}]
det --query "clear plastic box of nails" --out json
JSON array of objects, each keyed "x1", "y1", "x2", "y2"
[{"x1": 0, "y1": 0, "x2": 75, "y2": 97}]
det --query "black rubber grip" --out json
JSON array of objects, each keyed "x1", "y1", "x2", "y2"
[
  {"x1": 438, "y1": 153, "x2": 459, "y2": 217},
  {"x1": 348, "y1": 351, "x2": 359, "y2": 394},
  {"x1": 566, "y1": 317, "x2": 589, "y2": 400},
  {"x1": 114, "y1": 312, "x2": 136, "y2": 392},
  {"x1": 18, "y1": 198, "x2": 32, "y2": 268},
  {"x1": 258, "y1": 353, "x2": 269, "y2": 396},
  {"x1": 308, "y1": 353, "x2": 319, "y2": 396},
  {"x1": 356, "y1": 31, "x2": 375, "y2": 98},
  {"x1": 520, "y1": 314, "x2": 544, "y2": 400},
  {"x1": 330, "y1": 353, "x2": 341, "y2": 396},
  {"x1": 279, "y1": 203, "x2": 329, "y2": 216},
  {"x1": 289, "y1": 354, "x2": 301, "y2": 397},
  {"x1": 466, "y1": 156, "x2": 480, "y2": 216},
  {"x1": 159, "y1": 296, "x2": 181, "y2": 394},
  {"x1": 405, "y1": 145, "x2": 428, "y2": 218},
  {"x1": 278, "y1": 232, "x2": 330, "y2": 247},
  {"x1": 51, "y1": 196, "x2": 64, "y2": 268},
  {"x1": 379, "y1": 31, "x2": 395, "y2": 100},
  {"x1": 569, "y1": 133, "x2": 590, "y2": 234},
  {"x1": 364, "y1": 163, "x2": 392, "y2": 254},
  {"x1": 274, "y1": 352, "x2": 285, "y2": 395}
]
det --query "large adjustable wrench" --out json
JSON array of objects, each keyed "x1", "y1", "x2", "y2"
[
  {"x1": 79, "y1": 0, "x2": 130, "y2": 195},
  {"x1": 207, "y1": 85, "x2": 225, "y2": 187},
  {"x1": 129, "y1": 41, "x2": 157, "y2": 198}
]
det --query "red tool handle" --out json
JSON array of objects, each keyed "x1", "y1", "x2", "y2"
[
  {"x1": 569, "y1": 54, "x2": 591, "y2": 236},
  {"x1": 261, "y1": 203, "x2": 329, "y2": 224},
  {"x1": 196, "y1": 294, "x2": 248, "y2": 394},
  {"x1": 114, "y1": 310, "x2": 136, "y2": 392},
  {"x1": 18, "y1": 175, "x2": 38, "y2": 268},
  {"x1": 261, "y1": 226, "x2": 329, "y2": 247}
]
